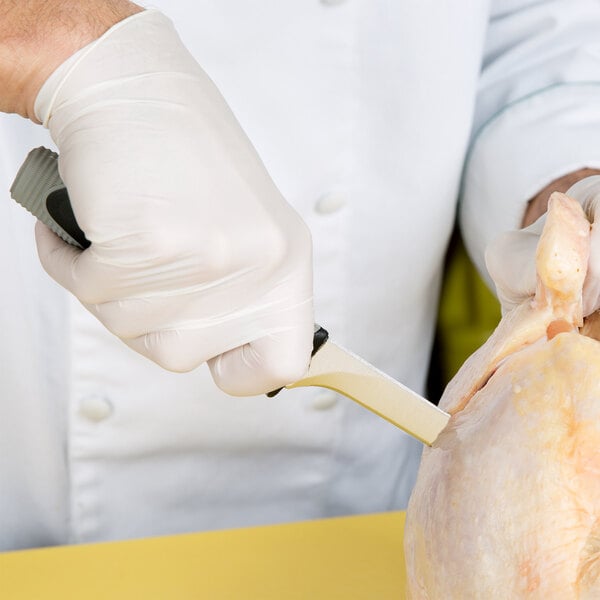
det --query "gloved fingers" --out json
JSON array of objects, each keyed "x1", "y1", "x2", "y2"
[
  {"x1": 485, "y1": 179, "x2": 600, "y2": 318},
  {"x1": 35, "y1": 221, "x2": 118, "y2": 303},
  {"x1": 565, "y1": 177, "x2": 600, "y2": 315},
  {"x1": 123, "y1": 329, "x2": 208, "y2": 373},
  {"x1": 566, "y1": 176, "x2": 600, "y2": 222},
  {"x1": 208, "y1": 310, "x2": 313, "y2": 397},
  {"x1": 86, "y1": 296, "x2": 159, "y2": 339},
  {"x1": 34, "y1": 221, "x2": 85, "y2": 291},
  {"x1": 120, "y1": 302, "x2": 313, "y2": 393},
  {"x1": 485, "y1": 226, "x2": 540, "y2": 315}
]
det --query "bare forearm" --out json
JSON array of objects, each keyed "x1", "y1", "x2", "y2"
[
  {"x1": 0, "y1": 0, "x2": 142, "y2": 120},
  {"x1": 522, "y1": 168, "x2": 600, "y2": 227}
]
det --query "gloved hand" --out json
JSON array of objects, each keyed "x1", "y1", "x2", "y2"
[
  {"x1": 33, "y1": 10, "x2": 313, "y2": 396},
  {"x1": 485, "y1": 176, "x2": 600, "y2": 317}
]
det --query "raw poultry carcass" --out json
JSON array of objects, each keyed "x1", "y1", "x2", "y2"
[{"x1": 404, "y1": 193, "x2": 600, "y2": 599}]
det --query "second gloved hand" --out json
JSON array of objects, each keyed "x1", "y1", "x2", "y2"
[
  {"x1": 33, "y1": 10, "x2": 313, "y2": 396},
  {"x1": 485, "y1": 176, "x2": 600, "y2": 317}
]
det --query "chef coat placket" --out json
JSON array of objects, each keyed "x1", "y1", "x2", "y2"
[
  {"x1": 63, "y1": 0, "x2": 360, "y2": 542},
  {"x1": 69, "y1": 296, "x2": 109, "y2": 542}
]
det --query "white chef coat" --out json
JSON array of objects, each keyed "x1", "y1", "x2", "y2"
[{"x1": 2, "y1": 0, "x2": 600, "y2": 551}]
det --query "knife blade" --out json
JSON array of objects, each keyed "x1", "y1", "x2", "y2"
[
  {"x1": 270, "y1": 325, "x2": 450, "y2": 445},
  {"x1": 11, "y1": 147, "x2": 451, "y2": 446}
]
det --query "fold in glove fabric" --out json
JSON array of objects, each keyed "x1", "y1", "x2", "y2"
[{"x1": 33, "y1": 10, "x2": 314, "y2": 396}]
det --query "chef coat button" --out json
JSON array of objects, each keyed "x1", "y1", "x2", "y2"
[
  {"x1": 315, "y1": 192, "x2": 346, "y2": 215},
  {"x1": 79, "y1": 395, "x2": 113, "y2": 422},
  {"x1": 312, "y1": 391, "x2": 339, "y2": 410}
]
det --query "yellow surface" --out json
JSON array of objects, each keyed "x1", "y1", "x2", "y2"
[{"x1": 0, "y1": 511, "x2": 407, "y2": 599}]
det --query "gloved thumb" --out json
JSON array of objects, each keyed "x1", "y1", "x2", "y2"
[{"x1": 208, "y1": 320, "x2": 313, "y2": 396}]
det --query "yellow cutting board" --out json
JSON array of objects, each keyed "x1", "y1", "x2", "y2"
[{"x1": 0, "y1": 511, "x2": 407, "y2": 599}]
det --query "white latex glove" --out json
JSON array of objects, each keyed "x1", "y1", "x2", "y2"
[
  {"x1": 33, "y1": 10, "x2": 313, "y2": 396},
  {"x1": 485, "y1": 176, "x2": 600, "y2": 316}
]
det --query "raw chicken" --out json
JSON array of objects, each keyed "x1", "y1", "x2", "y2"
[{"x1": 404, "y1": 193, "x2": 600, "y2": 599}]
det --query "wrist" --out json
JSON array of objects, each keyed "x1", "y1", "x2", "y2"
[{"x1": 0, "y1": 0, "x2": 142, "y2": 121}]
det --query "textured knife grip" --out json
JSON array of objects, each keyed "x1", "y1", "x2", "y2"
[{"x1": 10, "y1": 147, "x2": 90, "y2": 249}]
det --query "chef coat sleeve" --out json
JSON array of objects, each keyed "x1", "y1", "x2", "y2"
[{"x1": 460, "y1": 0, "x2": 600, "y2": 285}]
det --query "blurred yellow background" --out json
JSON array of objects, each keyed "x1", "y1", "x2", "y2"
[{"x1": 427, "y1": 229, "x2": 501, "y2": 403}]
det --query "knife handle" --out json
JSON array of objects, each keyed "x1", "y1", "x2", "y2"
[
  {"x1": 10, "y1": 147, "x2": 90, "y2": 249},
  {"x1": 266, "y1": 324, "x2": 329, "y2": 398}
]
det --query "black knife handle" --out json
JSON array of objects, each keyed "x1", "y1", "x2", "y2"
[{"x1": 266, "y1": 324, "x2": 329, "y2": 398}]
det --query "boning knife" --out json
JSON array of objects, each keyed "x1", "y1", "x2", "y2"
[{"x1": 10, "y1": 146, "x2": 451, "y2": 445}]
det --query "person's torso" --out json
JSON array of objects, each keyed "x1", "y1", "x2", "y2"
[{"x1": 0, "y1": 0, "x2": 489, "y2": 550}]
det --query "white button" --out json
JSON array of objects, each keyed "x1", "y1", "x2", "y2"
[
  {"x1": 314, "y1": 192, "x2": 347, "y2": 215},
  {"x1": 79, "y1": 395, "x2": 113, "y2": 422},
  {"x1": 320, "y1": 0, "x2": 347, "y2": 5},
  {"x1": 312, "y1": 391, "x2": 339, "y2": 410}
]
